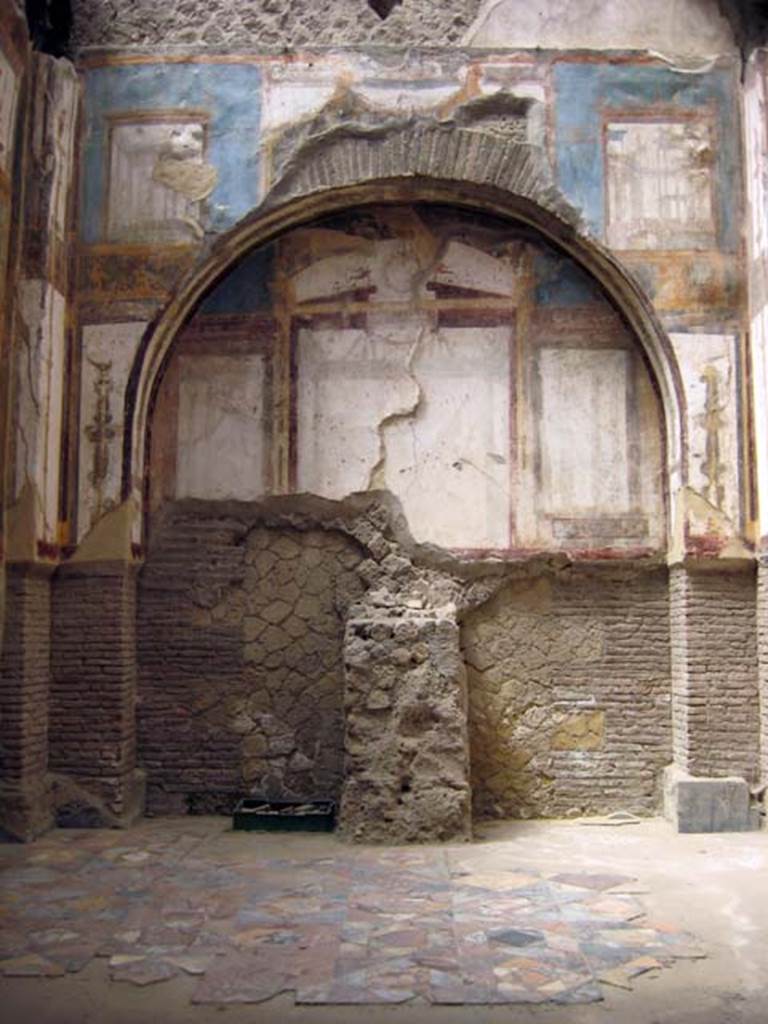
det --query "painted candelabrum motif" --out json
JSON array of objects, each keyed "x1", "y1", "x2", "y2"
[
  {"x1": 699, "y1": 364, "x2": 727, "y2": 510},
  {"x1": 84, "y1": 356, "x2": 118, "y2": 524}
]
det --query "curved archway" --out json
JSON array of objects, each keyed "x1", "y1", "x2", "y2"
[
  {"x1": 123, "y1": 178, "x2": 686, "y2": 549},
  {"x1": 131, "y1": 184, "x2": 686, "y2": 832}
]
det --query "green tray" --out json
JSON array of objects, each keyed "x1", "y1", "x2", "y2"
[{"x1": 233, "y1": 798, "x2": 335, "y2": 832}]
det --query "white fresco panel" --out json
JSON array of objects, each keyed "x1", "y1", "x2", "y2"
[
  {"x1": 49, "y1": 71, "x2": 79, "y2": 238},
  {"x1": 0, "y1": 48, "x2": 19, "y2": 176},
  {"x1": 745, "y1": 68, "x2": 768, "y2": 259},
  {"x1": 176, "y1": 355, "x2": 265, "y2": 501},
  {"x1": 751, "y1": 310, "x2": 768, "y2": 539},
  {"x1": 434, "y1": 241, "x2": 518, "y2": 297},
  {"x1": 384, "y1": 327, "x2": 511, "y2": 549},
  {"x1": 606, "y1": 121, "x2": 716, "y2": 250},
  {"x1": 44, "y1": 288, "x2": 66, "y2": 536},
  {"x1": 465, "y1": 0, "x2": 734, "y2": 57},
  {"x1": 538, "y1": 348, "x2": 630, "y2": 514},
  {"x1": 78, "y1": 322, "x2": 146, "y2": 538},
  {"x1": 670, "y1": 332, "x2": 741, "y2": 525},
  {"x1": 296, "y1": 328, "x2": 417, "y2": 499},
  {"x1": 261, "y1": 60, "x2": 345, "y2": 135},
  {"x1": 15, "y1": 281, "x2": 66, "y2": 540},
  {"x1": 106, "y1": 121, "x2": 207, "y2": 243},
  {"x1": 293, "y1": 250, "x2": 372, "y2": 303}
]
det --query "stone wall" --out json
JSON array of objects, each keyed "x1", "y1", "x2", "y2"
[
  {"x1": 341, "y1": 608, "x2": 471, "y2": 842},
  {"x1": 71, "y1": 0, "x2": 481, "y2": 52},
  {"x1": 137, "y1": 503, "x2": 365, "y2": 814},
  {"x1": 463, "y1": 566, "x2": 672, "y2": 819},
  {"x1": 137, "y1": 495, "x2": 682, "y2": 828},
  {"x1": 68, "y1": 0, "x2": 733, "y2": 56}
]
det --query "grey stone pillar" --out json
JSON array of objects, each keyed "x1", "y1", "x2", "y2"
[
  {"x1": 0, "y1": 563, "x2": 55, "y2": 840},
  {"x1": 665, "y1": 562, "x2": 760, "y2": 831},
  {"x1": 50, "y1": 561, "x2": 145, "y2": 826},
  {"x1": 340, "y1": 606, "x2": 471, "y2": 843}
]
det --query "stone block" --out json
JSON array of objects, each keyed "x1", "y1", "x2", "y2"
[
  {"x1": 339, "y1": 609, "x2": 471, "y2": 843},
  {"x1": 663, "y1": 764, "x2": 761, "y2": 833}
]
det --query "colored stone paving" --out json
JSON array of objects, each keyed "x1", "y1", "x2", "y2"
[{"x1": 0, "y1": 819, "x2": 705, "y2": 1005}]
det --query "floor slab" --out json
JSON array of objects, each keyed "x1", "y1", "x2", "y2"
[{"x1": 0, "y1": 816, "x2": 766, "y2": 1023}]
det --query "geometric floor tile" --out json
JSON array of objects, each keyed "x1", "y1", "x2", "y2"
[{"x1": 0, "y1": 819, "x2": 705, "y2": 1006}]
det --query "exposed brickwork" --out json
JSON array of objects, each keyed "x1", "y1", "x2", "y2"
[
  {"x1": 758, "y1": 560, "x2": 768, "y2": 782},
  {"x1": 341, "y1": 610, "x2": 471, "y2": 842},
  {"x1": 670, "y1": 564, "x2": 759, "y2": 783},
  {"x1": 138, "y1": 506, "x2": 365, "y2": 814},
  {"x1": 0, "y1": 564, "x2": 54, "y2": 839},
  {"x1": 50, "y1": 562, "x2": 142, "y2": 819},
  {"x1": 463, "y1": 567, "x2": 672, "y2": 819}
]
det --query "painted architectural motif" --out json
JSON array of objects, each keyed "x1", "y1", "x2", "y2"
[{"x1": 153, "y1": 206, "x2": 665, "y2": 554}]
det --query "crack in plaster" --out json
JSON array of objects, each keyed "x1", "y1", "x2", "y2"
[{"x1": 366, "y1": 325, "x2": 425, "y2": 491}]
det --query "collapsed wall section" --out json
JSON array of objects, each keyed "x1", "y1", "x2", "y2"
[{"x1": 137, "y1": 504, "x2": 365, "y2": 814}]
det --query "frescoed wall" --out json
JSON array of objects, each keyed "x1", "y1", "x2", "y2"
[
  {"x1": 2, "y1": 0, "x2": 766, "y2": 840},
  {"x1": 69, "y1": 50, "x2": 749, "y2": 558},
  {"x1": 149, "y1": 205, "x2": 666, "y2": 556}
]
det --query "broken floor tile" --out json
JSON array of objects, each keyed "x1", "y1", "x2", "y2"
[
  {"x1": 551, "y1": 873, "x2": 635, "y2": 891},
  {"x1": 488, "y1": 928, "x2": 546, "y2": 948},
  {"x1": 164, "y1": 954, "x2": 210, "y2": 976},
  {"x1": 110, "y1": 957, "x2": 179, "y2": 986},
  {"x1": 192, "y1": 955, "x2": 295, "y2": 1004},
  {"x1": 0, "y1": 953, "x2": 66, "y2": 977},
  {"x1": 598, "y1": 955, "x2": 663, "y2": 990}
]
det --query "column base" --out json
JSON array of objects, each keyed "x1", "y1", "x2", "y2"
[
  {"x1": 0, "y1": 777, "x2": 54, "y2": 841},
  {"x1": 52, "y1": 769, "x2": 146, "y2": 829},
  {"x1": 663, "y1": 764, "x2": 761, "y2": 833}
]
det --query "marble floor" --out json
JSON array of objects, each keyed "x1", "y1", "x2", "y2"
[{"x1": 0, "y1": 816, "x2": 707, "y2": 1008}]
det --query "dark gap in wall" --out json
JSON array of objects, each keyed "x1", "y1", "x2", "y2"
[
  {"x1": 25, "y1": 0, "x2": 72, "y2": 58},
  {"x1": 720, "y1": 0, "x2": 768, "y2": 56},
  {"x1": 368, "y1": 0, "x2": 403, "y2": 20}
]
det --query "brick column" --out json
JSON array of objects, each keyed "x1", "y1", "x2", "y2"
[
  {"x1": 758, "y1": 558, "x2": 768, "y2": 784},
  {"x1": 0, "y1": 563, "x2": 54, "y2": 840},
  {"x1": 50, "y1": 561, "x2": 145, "y2": 825},
  {"x1": 666, "y1": 562, "x2": 760, "y2": 831}
]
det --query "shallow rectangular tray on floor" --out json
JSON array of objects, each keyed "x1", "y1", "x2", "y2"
[{"x1": 232, "y1": 798, "x2": 335, "y2": 832}]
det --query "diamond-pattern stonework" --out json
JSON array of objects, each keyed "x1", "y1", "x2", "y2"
[
  {"x1": 139, "y1": 514, "x2": 365, "y2": 814},
  {"x1": 0, "y1": 819, "x2": 704, "y2": 1005}
]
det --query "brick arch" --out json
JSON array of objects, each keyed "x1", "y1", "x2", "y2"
[{"x1": 124, "y1": 161, "x2": 687, "y2": 548}]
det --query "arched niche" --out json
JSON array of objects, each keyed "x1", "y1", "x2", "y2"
[
  {"x1": 125, "y1": 180, "x2": 684, "y2": 557},
  {"x1": 147, "y1": 201, "x2": 668, "y2": 558}
]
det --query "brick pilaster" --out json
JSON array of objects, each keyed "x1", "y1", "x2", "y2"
[
  {"x1": 50, "y1": 561, "x2": 144, "y2": 822},
  {"x1": 758, "y1": 558, "x2": 768, "y2": 783},
  {"x1": 669, "y1": 563, "x2": 759, "y2": 783},
  {"x1": 0, "y1": 562, "x2": 54, "y2": 839}
]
